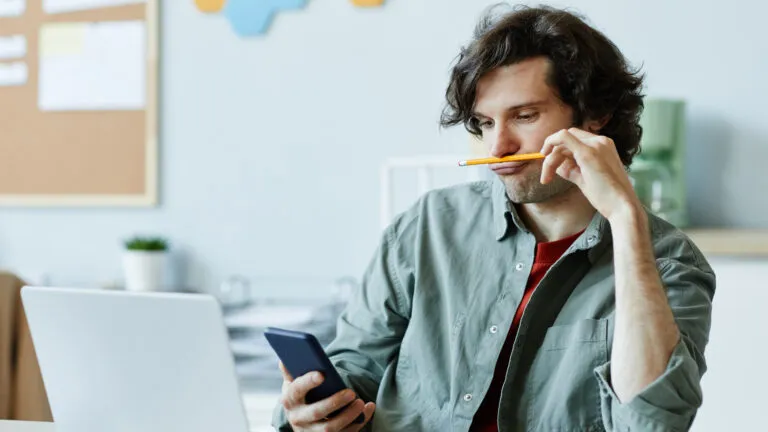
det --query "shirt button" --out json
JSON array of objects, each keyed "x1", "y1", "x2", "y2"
[
  {"x1": 587, "y1": 235, "x2": 596, "y2": 243},
  {"x1": 489, "y1": 325, "x2": 498, "y2": 334},
  {"x1": 463, "y1": 393, "x2": 473, "y2": 402},
  {"x1": 515, "y1": 262, "x2": 524, "y2": 271}
]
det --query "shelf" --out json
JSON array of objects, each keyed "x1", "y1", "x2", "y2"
[{"x1": 683, "y1": 229, "x2": 768, "y2": 257}]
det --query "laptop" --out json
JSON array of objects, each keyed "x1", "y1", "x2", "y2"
[{"x1": 21, "y1": 286, "x2": 260, "y2": 432}]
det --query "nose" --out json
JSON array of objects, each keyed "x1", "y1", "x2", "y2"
[{"x1": 488, "y1": 123, "x2": 522, "y2": 158}]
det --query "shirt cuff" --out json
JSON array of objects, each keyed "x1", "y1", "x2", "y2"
[
  {"x1": 270, "y1": 403, "x2": 293, "y2": 432},
  {"x1": 593, "y1": 339, "x2": 703, "y2": 431}
]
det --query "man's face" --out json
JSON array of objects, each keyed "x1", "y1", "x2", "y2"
[{"x1": 473, "y1": 57, "x2": 575, "y2": 204}]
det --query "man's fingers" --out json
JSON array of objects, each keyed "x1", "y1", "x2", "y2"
[
  {"x1": 364, "y1": 402, "x2": 376, "y2": 419},
  {"x1": 341, "y1": 402, "x2": 376, "y2": 432},
  {"x1": 361, "y1": 403, "x2": 376, "y2": 427},
  {"x1": 320, "y1": 398, "x2": 367, "y2": 431},
  {"x1": 278, "y1": 362, "x2": 293, "y2": 382},
  {"x1": 290, "y1": 389, "x2": 357, "y2": 425},
  {"x1": 556, "y1": 158, "x2": 581, "y2": 184},
  {"x1": 281, "y1": 371, "x2": 324, "y2": 410},
  {"x1": 541, "y1": 129, "x2": 570, "y2": 155},
  {"x1": 567, "y1": 127, "x2": 598, "y2": 141},
  {"x1": 541, "y1": 146, "x2": 572, "y2": 184},
  {"x1": 542, "y1": 129, "x2": 590, "y2": 158}
]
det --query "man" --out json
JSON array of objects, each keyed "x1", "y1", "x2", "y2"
[{"x1": 273, "y1": 4, "x2": 715, "y2": 431}]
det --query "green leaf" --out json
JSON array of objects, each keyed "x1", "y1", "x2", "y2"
[{"x1": 124, "y1": 236, "x2": 168, "y2": 251}]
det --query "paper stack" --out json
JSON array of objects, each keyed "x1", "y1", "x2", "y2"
[{"x1": 222, "y1": 281, "x2": 354, "y2": 392}]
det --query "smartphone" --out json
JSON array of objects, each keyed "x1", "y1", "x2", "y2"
[{"x1": 263, "y1": 327, "x2": 365, "y2": 424}]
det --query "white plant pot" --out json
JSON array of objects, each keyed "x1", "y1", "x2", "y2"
[{"x1": 122, "y1": 250, "x2": 167, "y2": 292}]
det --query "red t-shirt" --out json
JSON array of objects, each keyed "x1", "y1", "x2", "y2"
[{"x1": 470, "y1": 230, "x2": 584, "y2": 432}]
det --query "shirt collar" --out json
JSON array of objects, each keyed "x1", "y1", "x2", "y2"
[
  {"x1": 573, "y1": 211, "x2": 611, "y2": 261},
  {"x1": 491, "y1": 176, "x2": 611, "y2": 259},
  {"x1": 491, "y1": 177, "x2": 515, "y2": 240},
  {"x1": 491, "y1": 177, "x2": 530, "y2": 240}
]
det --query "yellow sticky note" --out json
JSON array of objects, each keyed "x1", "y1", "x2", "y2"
[
  {"x1": 351, "y1": 0, "x2": 384, "y2": 6},
  {"x1": 40, "y1": 23, "x2": 86, "y2": 56},
  {"x1": 195, "y1": 0, "x2": 226, "y2": 13}
]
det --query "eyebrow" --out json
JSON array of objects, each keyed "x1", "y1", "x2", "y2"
[{"x1": 472, "y1": 100, "x2": 548, "y2": 118}]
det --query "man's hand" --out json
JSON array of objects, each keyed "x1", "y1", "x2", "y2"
[
  {"x1": 541, "y1": 128, "x2": 683, "y2": 403},
  {"x1": 540, "y1": 127, "x2": 641, "y2": 221},
  {"x1": 279, "y1": 362, "x2": 376, "y2": 432}
]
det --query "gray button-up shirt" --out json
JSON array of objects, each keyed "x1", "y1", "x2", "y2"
[{"x1": 273, "y1": 178, "x2": 715, "y2": 431}]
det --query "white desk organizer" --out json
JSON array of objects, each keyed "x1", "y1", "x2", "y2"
[{"x1": 379, "y1": 155, "x2": 486, "y2": 230}]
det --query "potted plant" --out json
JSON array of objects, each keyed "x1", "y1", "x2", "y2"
[{"x1": 122, "y1": 236, "x2": 169, "y2": 292}]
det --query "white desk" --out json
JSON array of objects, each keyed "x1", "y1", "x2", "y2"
[
  {"x1": 0, "y1": 391, "x2": 280, "y2": 432},
  {"x1": 0, "y1": 422, "x2": 274, "y2": 432}
]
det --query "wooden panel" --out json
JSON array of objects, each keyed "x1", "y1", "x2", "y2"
[{"x1": 685, "y1": 229, "x2": 768, "y2": 257}]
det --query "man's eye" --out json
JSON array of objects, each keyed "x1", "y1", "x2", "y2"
[{"x1": 517, "y1": 112, "x2": 539, "y2": 122}]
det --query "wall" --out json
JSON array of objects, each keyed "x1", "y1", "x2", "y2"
[
  {"x1": 1, "y1": 0, "x2": 766, "y2": 291},
  {"x1": 0, "y1": 0, "x2": 765, "y2": 428}
]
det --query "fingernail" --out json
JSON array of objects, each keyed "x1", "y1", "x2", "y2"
[
  {"x1": 344, "y1": 390, "x2": 355, "y2": 401},
  {"x1": 313, "y1": 373, "x2": 322, "y2": 383}
]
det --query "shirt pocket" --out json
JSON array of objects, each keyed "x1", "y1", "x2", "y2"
[
  {"x1": 389, "y1": 348, "x2": 446, "y2": 430},
  {"x1": 393, "y1": 329, "x2": 445, "y2": 408},
  {"x1": 525, "y1": 318, "x2": 609, "y2": 432}
]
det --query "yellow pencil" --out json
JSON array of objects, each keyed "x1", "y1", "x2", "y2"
[{"x1": 458, "y1": 152, "x2": 545, "y2": 166}]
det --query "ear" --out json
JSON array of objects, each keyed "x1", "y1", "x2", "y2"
[{"x1": 584, "y1": 115, "x2": 611, "y2": 134}]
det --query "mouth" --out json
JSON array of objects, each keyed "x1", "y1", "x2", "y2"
[{"x1": 490, "y1": 161, "x2": 530, "y2": 176}]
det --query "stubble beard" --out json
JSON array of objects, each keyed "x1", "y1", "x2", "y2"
[{"x1": 500, "y1": 167, "x2": 574, "y2": 204}]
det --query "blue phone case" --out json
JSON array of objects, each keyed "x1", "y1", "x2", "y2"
[{"x1": 263, "y1": 327, "x2": 365, "y2": 424}]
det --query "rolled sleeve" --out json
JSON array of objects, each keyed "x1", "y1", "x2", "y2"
[
  {"x1": 271, "y1": 404, "x2": 291, "y2": 432},
  {"x1": 594, "y1": 232, "x2": 715, "y2": 432},
  {"x1": 594, "y1": 338, "x2": 703, "y2": 431}
]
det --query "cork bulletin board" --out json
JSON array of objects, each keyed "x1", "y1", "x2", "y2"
[{"x1": 0, "y1": 0, "x2": 158, "y2": 206}]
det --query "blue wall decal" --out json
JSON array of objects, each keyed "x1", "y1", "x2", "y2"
[{"x1": 223, "y1": 0, "x2": 308, "y2": 36}]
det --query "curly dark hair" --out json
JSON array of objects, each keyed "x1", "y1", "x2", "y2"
[{"x1": 440, "y1": 4, "x2": 645, "y2": 166}]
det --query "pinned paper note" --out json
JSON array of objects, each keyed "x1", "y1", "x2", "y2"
[
  {"x1": 0, "y1": 61, "x2": 27, "y2": 86},
  {"x1": 38, "y1": 21, "x2": 145, "y2": 111},
  {"x1": 0, "y1": 0, "x2": 25, "y2": 17},
  {"x1": 195, "y1": 0, "x2": 225, "y2": 13},
  {"x1": 40, "y1": 23, "x2": 85, "y2": 56},
  {"x1": 0, "y1": 35, "x2": 26, "y2": 60},
  {"x1": 43, "y1": 0, "x2": 143, "y2": 14}
]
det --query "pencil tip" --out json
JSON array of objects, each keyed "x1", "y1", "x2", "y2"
[{"x1": 458, "y1": 161, "x2": 466, "y2": 166}]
